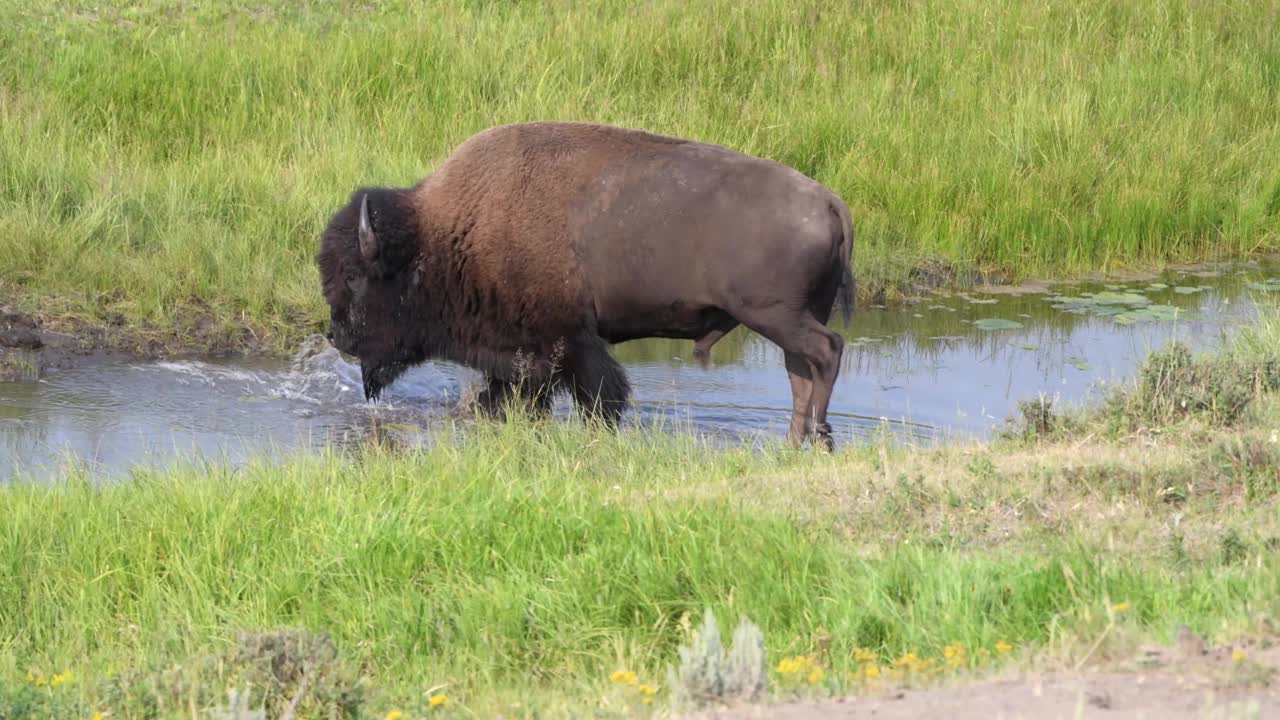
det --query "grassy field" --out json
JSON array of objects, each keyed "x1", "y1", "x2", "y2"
[
  {"x1": 1, "y1": 0, "x2": 1278, "y2": 352},
  {"x1": 3, "y1": 313, "x2": 1279, "y2": 718}
]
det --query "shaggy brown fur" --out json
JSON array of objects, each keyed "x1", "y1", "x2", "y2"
[{"x1": 317, "y1": 121, "x2": 855, "y2": 448}]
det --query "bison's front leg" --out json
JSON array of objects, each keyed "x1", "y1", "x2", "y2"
[
  {"x1": 473, "y1": 375, "x2": 554, "y2": 420},
  {"x1": 472, "y1": 376, "x2": 510, "y2": 419},
  {"x1": 567, "y1": 336, "x2": 631, "y2": 427}
]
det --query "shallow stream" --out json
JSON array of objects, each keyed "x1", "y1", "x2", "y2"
[{"x1": 2, "y1": 260, "x2": 1277, "y2": 480}]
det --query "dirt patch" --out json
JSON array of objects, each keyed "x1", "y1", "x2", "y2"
[
  {"x1": 690, "y1": 671, "x2": 1275, "y2": 719},
  {"x1": 686, "y1": 633, "x2": 1279, "y2": 720}
]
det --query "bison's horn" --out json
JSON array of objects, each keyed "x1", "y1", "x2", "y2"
[{"x1": 358, "y1": 193, "x2": 378, "y2": 261}]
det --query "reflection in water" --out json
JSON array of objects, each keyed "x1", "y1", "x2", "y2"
[{"x1": 0, "y1": 261, "x2": 1274, "y2": 480}]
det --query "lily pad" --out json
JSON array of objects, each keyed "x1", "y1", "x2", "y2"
[
  {"x1": 973, "y1": 318, "x2": 1024, "y2": 331},
  {"x1": 1017, "y1": 343, "x2": 1040, "y2": 351},
  {"x1": 1048, "y1": 290, "x2": 1153, "y2": 318},
  {"x1": 1089, "y1": 291, "x2": 1151, "y2": 305},
  {"x1": 1173, "y1": 286, "x2": 1206, "y2": 295},
  {"x1": 1146, "y1": 282, "x2": 1168, "y2": 291},
  {"x1": 967, "y1": 298, "x2": 998, "y2": 305},
  {"x1": 927, "y1": 304, "x2": 957, "y2": 312},
  {"x1": 1247, "y1": 280, "x2": 1280, "y2": 292},
  {"x1": 1114, "y1": 304, "x2": 1184, "y2": 325}
]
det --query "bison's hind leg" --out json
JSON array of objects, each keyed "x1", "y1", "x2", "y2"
[{"x1": 567, "y1": 335, "x2": 631, "y2": 427}]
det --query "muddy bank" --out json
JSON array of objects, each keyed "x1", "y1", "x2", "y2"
[
  {"x1": 0, "y1": 299, "x2": 276, "y2": 380},
  {"x1": 0, "y1": 307, "x2": 106, "y2": 382}
]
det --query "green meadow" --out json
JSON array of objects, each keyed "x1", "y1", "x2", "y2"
[
  {"x1": 1, "y1": 0, "x2": 1278, "y2": 352},
  {"x1": 4, "y1": 1, "x2": 1280, "y2": 716}
]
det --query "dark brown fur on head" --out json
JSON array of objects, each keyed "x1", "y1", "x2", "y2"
[{"x1": 316, "y1": 186, "x2": 429, "y2": 400}]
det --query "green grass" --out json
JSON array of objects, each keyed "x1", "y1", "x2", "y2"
[
  {"x1": 1, "y1": 0, "x2": 1279, "y2": 352},
  {"x1": 5, "y1": 306, "x2": 1280, "y2": 719}
]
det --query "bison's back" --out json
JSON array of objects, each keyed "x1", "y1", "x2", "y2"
[{"x1": 410, "y1": 121, "x2": 843, "y2": 342}]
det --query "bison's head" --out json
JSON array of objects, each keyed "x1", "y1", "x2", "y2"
[{"x1": 316, "y1": 187, "x2": 425, "y2": 401}]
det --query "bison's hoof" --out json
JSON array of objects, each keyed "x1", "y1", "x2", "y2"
[{"x1": 814, "y1": 422, "x2": 835, "y2": 452}]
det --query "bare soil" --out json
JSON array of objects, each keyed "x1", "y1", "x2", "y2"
[
  {"x1": 691, "y1": 672, "x2": 1274, "y2": 720},
  {"x1": 687, "y1": 634, "x2": 1280, "y2": 720}
]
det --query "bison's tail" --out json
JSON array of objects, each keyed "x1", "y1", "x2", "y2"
[{"x1": 831, "y1": 198, "x2": 856, "y2": 325}]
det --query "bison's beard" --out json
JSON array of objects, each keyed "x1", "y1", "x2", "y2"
[{"x1": 361, "y1": 360, "x2": 408, "y2": 401}]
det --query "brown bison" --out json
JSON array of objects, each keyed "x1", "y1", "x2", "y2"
[{"x1": 317, "y1": 121, "x2": 855, "y2": 449}]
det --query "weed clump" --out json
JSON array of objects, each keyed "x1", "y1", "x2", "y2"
[
  {"x1": 1108, "y1": 343, "x2": 1280, "y2": 429},
  {"x1": 667, "y1": 609, "x2": 769, "y2": 711},
  {"x1": 98, "y1": 628, "x2": 366, "y2": 720}
]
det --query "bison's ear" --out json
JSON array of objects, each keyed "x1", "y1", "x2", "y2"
[{"x1": 358, "y1": 193, "x2": 378, "y2": 262}]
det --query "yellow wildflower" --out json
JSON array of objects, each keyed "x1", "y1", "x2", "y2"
[
  {"x1": 1233, "y1": 648, "x2": 1247, "y2": 665},
  {"x1": 1111, "y1": 601, "x2": 1130, "y2": 614},
  {"x1": 429, "y1": 695, "x2": 449, "y2": 708},
  {"x1": 638, "y1": 683, "x2": 658, "y2": 704},
  {"x1": 91, "y1": 712, "x2": 106, "y2": 720},
  {"x1": 776, "y1": 655, "x2": 807, "y2": 676},
  {"x1": 385, "y1": 711, "x2": 404, "y2": 720},
  {"x1": 609, "y1": 670, "x2": 638, "y2": 686},
  {"x1": 853, "y1": 647, "x2": 877, "y2": 664},
  {"x1": 51, "y1": 670, "x2": 74, "y2": 687},
  {"x1": 776, "y1": 655, "x2": 824, "y2": 684},
  {"x1": 995, "y1": 640, "x2": 1013, "y2": 655},
  {"x1": 889, "y1": 651, "x2": 937, "y2": 675},
  {"x1": 891, "y1": 652, "x2": 919, "y2": 671},
  {"x1": 943, "y1": 642, "x2": 968, "y2": 669},
  {"x1": 850, "y1": 663, "x2": 882, "y2": 682}
]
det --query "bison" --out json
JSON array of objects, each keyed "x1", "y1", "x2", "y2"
[{"x1": 317, "y1": 121, "x2": 855, "y2": 449}]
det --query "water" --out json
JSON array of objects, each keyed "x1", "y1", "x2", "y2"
[{"x1": 2, "y1": 260, "x2": 1276, "y2": 480}]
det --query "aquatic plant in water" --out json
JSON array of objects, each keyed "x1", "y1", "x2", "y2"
[
  {"x1": 1046, "y1": 290, "x2": 1193, "y2": 324},
  {"x1": 973, "y1": 318, "x2": 1024, "y2": 331}
]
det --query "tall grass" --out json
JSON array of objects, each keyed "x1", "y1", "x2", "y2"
[{"x1": 1, "y1": 0, "x2": 1278, "y2": 351}]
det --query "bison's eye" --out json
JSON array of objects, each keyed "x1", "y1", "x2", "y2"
[{"x1": 345, "y1": 270, "x2": 368, "y2": 297}]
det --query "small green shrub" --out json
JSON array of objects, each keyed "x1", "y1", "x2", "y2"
[{"x1": 666, "y1": 609, "x2": 768, "y2": 711}]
